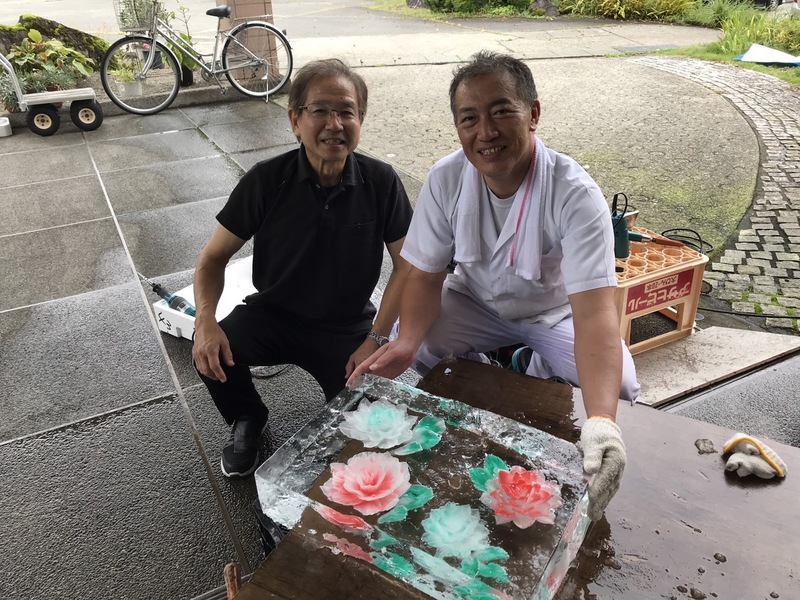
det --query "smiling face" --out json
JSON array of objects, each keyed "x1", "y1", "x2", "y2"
[
  {"x1": 453, "y1": 72, "x2": 540, "y2": 199},
  {"x1": 288, "y1": 75, "x2": 362, "y2": 185}
]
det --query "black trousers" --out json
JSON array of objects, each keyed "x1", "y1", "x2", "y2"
[{"x1": 197, "y1": 303, "x2": 371, "y2": 425}]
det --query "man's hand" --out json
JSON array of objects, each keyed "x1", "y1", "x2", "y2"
[
  {"x1": 580, "y1": 416, "x2": 626, "y2": 521},
  {"x1": 346, "y1": 339, "x2": 417, "y2": 387},
  {"x1": 345, "y1": 337, "x2": 380, "y2": 379},
  {"x1": 192, "y1": 318, "x2": 234, "y2": 382}
]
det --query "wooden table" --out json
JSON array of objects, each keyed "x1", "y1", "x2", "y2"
[{"x1": 238, "y1": 358, "x2": 798, "y2": 599}]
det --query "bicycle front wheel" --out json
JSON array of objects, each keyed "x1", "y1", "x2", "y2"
[
  {"x1": 101, "y1": 37, "x2": 181, "y2": 115},
  {"x1": 222, "y1": 23, "x2": 292, "y2": 98}
]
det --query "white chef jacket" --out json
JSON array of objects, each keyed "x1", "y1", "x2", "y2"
[{"x1": 401, "y1": 138, "x2": 617, "y2": 327}]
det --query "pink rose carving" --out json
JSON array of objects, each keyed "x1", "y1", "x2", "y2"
[
  {"x1": 480, "y1": 466, "x2": 562, "y2": 528},
  {"x1": 321, "y1": 452, "x2": 411, "y2": 515},
  {"x1": 314, "y1": 504, "x2": 374, "y2": 534},
  {"x1": 322, "y1": 533, "x2": 374, "y2": 563}
]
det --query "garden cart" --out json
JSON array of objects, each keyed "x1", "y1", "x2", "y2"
[{"x1": 1, "y1": 53, "x2": 103, "y2": 137}]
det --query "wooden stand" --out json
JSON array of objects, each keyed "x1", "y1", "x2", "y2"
[{"x1": 615, "y1": 228, "x2": 708, "y2": 355}]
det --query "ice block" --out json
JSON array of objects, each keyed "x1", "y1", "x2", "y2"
[{"x1": 255, "y1": 375, "x2": 590, "y2": 599}]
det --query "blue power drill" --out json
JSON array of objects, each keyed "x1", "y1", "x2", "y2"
[
  {"x1": 611, "y1": 192, "x2": 630, "y2": 259},
  {"x1": 137, "y1": 272, "x2": 196, "y2": 316}
]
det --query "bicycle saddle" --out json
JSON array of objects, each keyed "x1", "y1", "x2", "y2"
[{"x1": 206, "y1": 5, "x2": 233, "y2": 18}]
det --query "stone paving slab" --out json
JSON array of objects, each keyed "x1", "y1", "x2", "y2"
[
  {"x1": 0, "y1": 397, "x2": 240, "y2": 600},
  {"x1": 633, "y1": 326, "x2": 800, "y2": 408},
  {"x1": 0, "y1": 283, "x2": 174, "y2": 441},
  {"x1": 670, "y1": 351, "x2": 800, "y2": 447},
  {"x1": 0, "y1": 174, "x2": 108, "y2": 236},
  {"x1": 0, "y1": 219, "x2": 130, "y2": 310},
  {"x1": 102, "y1": 155, "x2": 244, "y2": 213},
  {"x1": 118, "y1": 196, "x2": 252, "y2": 279}
]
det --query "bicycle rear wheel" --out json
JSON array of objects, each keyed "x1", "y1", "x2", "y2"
[
  {"x1": 222, "y1": 23, "x2": 292, "y2": 97},
  {"x1": 101, "y1": 36, "x2": 181, "y2": 115}
]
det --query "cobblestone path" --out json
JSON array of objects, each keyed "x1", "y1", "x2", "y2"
[{"x1": 631, "y1": 55, "x2": 800, "y2": 333}]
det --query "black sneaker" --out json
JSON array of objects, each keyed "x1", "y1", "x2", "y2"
[
  {"x1": 221, "y1": 413, "x2": 269, "y2": 478},
  {"x1": 511, "y1": 346, "x2": 533, "y2": 374}
]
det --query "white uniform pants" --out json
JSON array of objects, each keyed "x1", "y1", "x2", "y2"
[{"x1": 413, "y1": 287, "x2": 640, "y2": 402}]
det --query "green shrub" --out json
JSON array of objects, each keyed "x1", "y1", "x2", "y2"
[
  {"x1": 710, "y1": 9, "x2": 776, "y2": 54},
  {"x1": 556, "y1": 0, "x2": 691, "y2": 19},
  {"x1": 425, "y1": 0, "x2": 529, "y2": 14},
  {"x1": 680, "y1": 0, "x2": 747, "y2": 28},
  {"x1": 6, "y1": 29, "x2": 94, "y2": 78},
  {"x1": 772, "y1": 17, "x2": 800, "y2": 55}
]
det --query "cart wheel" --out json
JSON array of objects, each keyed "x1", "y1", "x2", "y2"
[
  {"x1": 27, "y1": 105, "x2": 60, "y2": 136},
  {"x1": 70, "y1": 100, "x2": 104, "y2": 131}
]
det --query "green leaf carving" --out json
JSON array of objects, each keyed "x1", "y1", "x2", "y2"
[
  {"x1": 475, "y1": 546, "x2": 509, "y2": 562},
  {"x1": 377, "y1": 505, "x2": 408, "y2": 524},
  {"x1": 469, "y1": 467, "x2": 491, "y2": 492},
  {"x1": 418, "y1": 415, "x2": 445, "y2": 435},
  {"x1": 477, "y1": 561, "x2": 509, "y2": 583},
  {"x1": 393, "y1": 441, "x2": 423, "y2": 456},
  {"x1": 454, "y1": 579, "x2": 494, "y2": 597},
  {"x1": 373, "y1": 552, "x2": 415, "y2": 578},
  {"x1": 394, "y1": 416, "x2": 445, "y2": 454},
  {"x1": 370, "y1": 529, "x2": 398, "y2": 550},
  {"x1": 398, "y1": 485, "x2": 434, "y2": 511},
  {"x1": 484, "y1": 454, "x2": 508, "y2": 477},
  {"x1": 459, "y1": 557, "x2": 479, "y2": 577}
]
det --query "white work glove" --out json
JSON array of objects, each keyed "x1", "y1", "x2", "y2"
[
  {"x1": 580, "y1": 417, "x2": 626, "y2": 521},
  {"x1": 722, "y1": 433, "x2": 787, "y2": 479}
]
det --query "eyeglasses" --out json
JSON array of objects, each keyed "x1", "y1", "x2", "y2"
[{"x1": 298, "y1": 103, "x2": 362, "y2": 122}]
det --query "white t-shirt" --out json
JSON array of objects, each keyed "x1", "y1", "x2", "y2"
[{"x1": 401, "y1": 142, "x2": 616, "y2": 326}]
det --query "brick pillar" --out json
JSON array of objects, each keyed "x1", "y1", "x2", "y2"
[
  {"x1": 217, "y1": 0, "x2": 275, "y2": 27},
  {"x1": 217, "y1": 0, "x2": 289, "y2": 94}
]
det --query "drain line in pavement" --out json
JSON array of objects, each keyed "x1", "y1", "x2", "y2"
[{"x1": 83, "y1": 140, "x2": 252, "y2": 571}]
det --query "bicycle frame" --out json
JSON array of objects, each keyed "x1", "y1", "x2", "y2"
[{"x1": 134, "y1": 0, "x2": 274, "y2": 87}]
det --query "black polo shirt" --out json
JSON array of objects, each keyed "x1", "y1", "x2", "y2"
[{"x1": 216, "y1": 145, "x2": 413, "y2": 327}]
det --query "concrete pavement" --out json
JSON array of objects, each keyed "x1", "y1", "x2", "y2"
[{"x1": 2, "y1": 1, "x2": 800, "y2": 598}]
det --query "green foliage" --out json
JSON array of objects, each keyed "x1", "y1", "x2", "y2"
[
  {"x1": 162, "y1": 3, "x2": 200, "y2": 69},
  {"x1": 771, "y1": 15, "x2": 800, "y2": 55},
  {"x1": 679, "y1": 0, "x2": 747, "y2": 27},
  {"x1": 2, "y1": 28, "x2": 94, "y2": 110},
  {"x1": 426, "y1": 0, "x2": 531, "y2": 15},
  {"x1": 7, "y1": 29, "x2": 95, "y2": 78},
  {"x1": 556, "y1": 0, "x2": 693, "y2": 19}
]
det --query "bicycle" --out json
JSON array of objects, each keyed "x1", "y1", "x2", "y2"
[{"x1": 101, "y1": 0, "x2": 293, "y2": 115}]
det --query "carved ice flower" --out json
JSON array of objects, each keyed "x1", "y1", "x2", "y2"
[
  {"x1": 321, "y1": 452, "x2": 411, "y2": 515},
  {"x1": 480, "y1": 466, "x2": 562, "y2": 528},
  {"x1": 314, "y1": 504, "x2": 373, "y2": 534},
  {"x1": 421, "y1": 502, "x2": 490, "y2": 560},
  {"x1": 322, "y1": 533, "x2": 374, "y2": 563},
  {"x1": 339, "y1": 399, "x2": 418, "y2": 449}
]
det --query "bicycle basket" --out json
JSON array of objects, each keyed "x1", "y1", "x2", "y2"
[{"x1": 114, "y1": 0, "x2": 155, "y2": 32}]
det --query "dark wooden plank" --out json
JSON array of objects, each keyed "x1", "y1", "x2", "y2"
[
  {"x1": 420, "y1": 358, "x2": 800, "y2": 599},
  {"x1": 240, "y1": 357, "x2": 800, "y2": 599},
  {"x1": 417, "y1": 356, "x2": 581, "y2": 443},
  {"x1": 236, "y1": 509, "x2": 429, "y2": 600}
]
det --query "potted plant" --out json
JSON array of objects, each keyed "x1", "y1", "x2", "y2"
[
  {"x1": 163, "y1": 3, "x2": 198, "y2": 86},
  {"x1": 2, "y1": 29, "x2": 95, "y2": 112}
]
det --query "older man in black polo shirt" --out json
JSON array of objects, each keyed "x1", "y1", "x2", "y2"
[{"x1": 192, "y1": 59, "x2": 413, "y2": 478}]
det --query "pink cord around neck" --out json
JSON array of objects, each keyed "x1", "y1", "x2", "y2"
[{"x1": 509, "y1": 143, "x2": 537, "y2": 268}]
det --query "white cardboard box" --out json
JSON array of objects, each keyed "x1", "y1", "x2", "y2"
[
  {"x1": 153, "y1": 255, "x2": 387, "y2": 341},
  {"x1": 153, "y1": 256, "x2": 257, "y2": 341}
]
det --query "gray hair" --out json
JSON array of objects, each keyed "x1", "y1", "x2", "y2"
[
  {"x1": 288, "y1": 58, "x2": 368, "y2": 121},
  {"x1": 449, "y1": 51, "x2": 538, "y2": 120}
]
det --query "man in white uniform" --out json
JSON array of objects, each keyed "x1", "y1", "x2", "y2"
[{"x1": 350, "y1": 51, "x2": 639, "y2": 520}]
